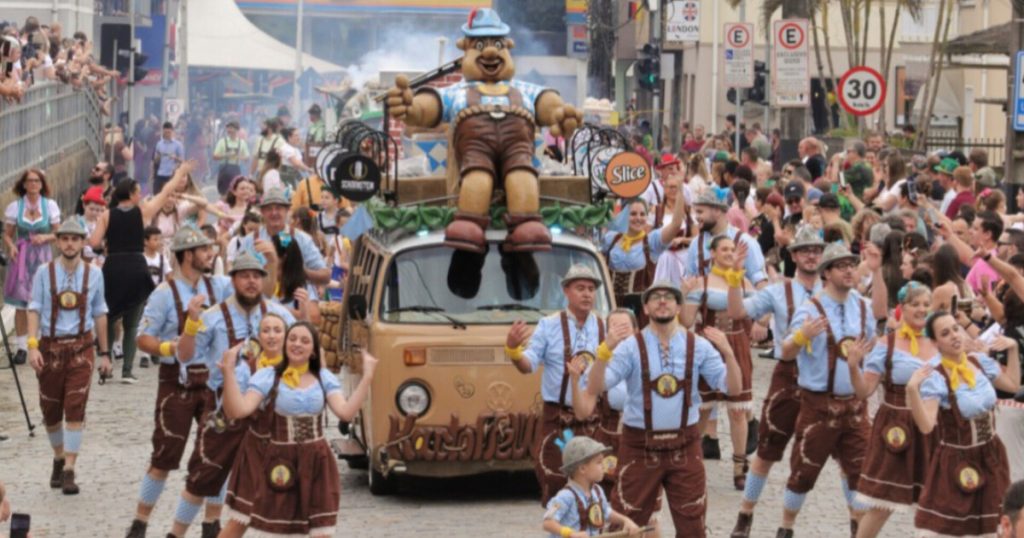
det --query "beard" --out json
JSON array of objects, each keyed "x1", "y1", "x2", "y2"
[
  {"x1": 699, "y1": 220, "x2": 716, "y2": 233},
  {"x1": 61, "y1": 250, "x2": 80, "y2": 261},
  {"x1": 236, "y1": 291, "x2": 261, "y2": 308},
  {"x1": 88, "y1": 174, "x2": 104, "y2": 184},
  {"x1": 652, "y1": 314, "x2": 676, "y2": 325}
]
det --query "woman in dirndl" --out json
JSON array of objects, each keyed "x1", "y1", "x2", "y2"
[
  {"x1": 2, "y1": 168, "x2": 60, "y2": 364},
  {"x1": 907, "y1": 311, "x2": 1021, "y2": 537},
  {"x1": 680, "y1": 233, "x2": 754, "y2": 490},
  {"x1": 844, "y1": 281, "x2": 936, "y2": 538},
  {"x1": 220, "y1": 321, "x2": 377, "y2": 537},
  {"x1": 602, "y1": 191, "x2": 687, "y2": 326}
]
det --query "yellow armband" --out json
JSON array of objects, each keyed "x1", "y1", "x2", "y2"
[
  {"x1": 560, "y1": 527, "x2": 573, "y2": 538},
  {"x1": 183, "y1": 317, "x2": 204, "y2": 337},
  {"x1": 159, "y1": 341, "x2": 173, "y2": 357},
  {"x1": 27, "y1": 336, "x2": 39, "y2": 350},
  {"x1": 597, "y1": 341, "x2": 613, "y2": 362},
  {"x1": 725, "y1": 269, "x2": 746, "y2": 289},
  {"x1": 791, "y1": 329, "x2": 812, "y2": 353},
  {"x1": 505, "y1": 345, "x2": 525, "y2": 361}
]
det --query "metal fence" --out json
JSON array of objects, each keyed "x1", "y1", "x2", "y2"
[
  {"x1": 923, "y1": 136, "x2": 1005, "y2": 169},
  {"x1": 0, "y1": 82, "x2": 103, "y2": 190}
]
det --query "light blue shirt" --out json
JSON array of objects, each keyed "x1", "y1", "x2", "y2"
[
  {"x1": 138, "y1": 275, "x2": 234, "y2": 364},
  {"x1": 154, "y1": 138, "x2": 184, "y2": 177},
  {"x1": 29, "y1": 262, "x2": 107, "y2": 337},
  {"x1": 864, "y1": 342, "x2": 929, "y2": 386},
  {"x1": 684, "y1": 226, "x2": 767, "y2": 284},
  {"x1": 544, "y1": 482, "x2": 611, "y2": 537},
  {"x1": 429, "y1": 80, "x2": 549, "y2": 124},
  {"x1": 787, "y1": 292, "x2": 874, "y2": 395},
  {"x1": 742, "y1": 279, "x2": 821, "y2": 357},
  {"x1": 237, "y1": 226, "x2": 327, "y2": 271},
  {"x1": 605, "y1": 328, "x2": 728, "y2": 430},
  {"x1": 247, "y1": 366, "x2": 342, "y2": 416},
  {"x1": 920, "y1": 354, "x2": 1001, "y2": 419},
  {"x1": 602, "y1": 229, "x2": 666, "y2": 272},
  {"x1": 190, "y1": 298, "x2": 296, "y2": 390},
  {"x1": 524, "y1": 311, "x2": 604, "y2": 406}
]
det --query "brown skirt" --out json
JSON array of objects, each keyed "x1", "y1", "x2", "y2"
[
  {"x1": 698, "y1": 328, "x2": 753, "y2": 409},
  {"x1": 855, "y1": 389, "x2": 932, "y2": 510},
  {"x1": 245, "y1": 437, "x2": 341, "y2": 536},
  {"x1": 224, "y1": 428, "x2": 270, "y2": 524},
  {"x1": 914, "y1": 436, "x2": 1009, "y2": 536}
]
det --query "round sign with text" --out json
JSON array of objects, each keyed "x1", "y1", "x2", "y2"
[
  {"x1": 330, "y1": 153, "x2": 381, "y2": 202},
  {"x1": 838, "y1": 66, "x2": 886, "y2": 116},
  {"x1": 604, "y1": 152, "x2": 651, "y2": 198}
]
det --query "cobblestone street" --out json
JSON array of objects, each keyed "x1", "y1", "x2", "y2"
[{"x1": 0, "y1": 348, "x2": 915, "y2": 537}]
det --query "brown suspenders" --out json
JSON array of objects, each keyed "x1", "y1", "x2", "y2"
[
  {"x1": 783, "y1": 280, "x2": 795, "y2": 326},
  {"x1": 884, "y1": 332, "x2": 896, "y2": 388},
  {"x1": 808, "y1": 296, "x2": 866, "y2": 393},
  {"x1": 558, "y1": 312, "x2": 605, "y2": 406},
  {"x1": 168, "y1": 276, "x2": 216, "y2": 335},
  {"x1": 48, "y1": 262, "x2": 90, "y2": 338},
  {"x1": 464, "y1": 84, "x2": 525, "y2": 108},
  {"x1": 637, "y1": 330, "x2": 696, "y2": 431},
  {"x1": 220, "y1": 300, "x2": 269, "y2": 348}
]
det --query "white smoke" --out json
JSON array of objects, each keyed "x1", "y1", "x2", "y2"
[{"x1": 342, "y1": 30, "x2": 461, "y2": 88}]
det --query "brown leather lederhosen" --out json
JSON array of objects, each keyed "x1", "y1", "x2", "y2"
[
  {"x1": 857, "y1": 333, "x2": 933, "y2": 507},
  {"x1": 184, "y1": 300, "x2": 271, "y2": 497},
  {"x1": 915, "y1": 357, "x2": 1009, "y2": 536},
  {"x1": 695, "y1": 256, "x2": 754, "y2": 407},
  {"x1": 536, "y1": 312, "x2": 606, "y2": 504},
  {"x1": 754, "y1": 279, "x2": 805, "y2": 461},
  {"x1": 606, "y1": 233, "x2": 655, "y2": 327},
  {"x1": 37, "y1": 262, "x2": 95, "y2": 427},
  {"x1": 785, "y1": 296, "x2": 870, "y2": 494},
  {"x1": 613, "y1": 331, "x2": 707, "y2": 534},
  {"x1": 452, "y1": 84, "x2": 536, "y2": 179}
]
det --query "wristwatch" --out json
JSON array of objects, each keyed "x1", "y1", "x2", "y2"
[{"x1": 98, "y1": 350, "x2": 111, "y2": 357}]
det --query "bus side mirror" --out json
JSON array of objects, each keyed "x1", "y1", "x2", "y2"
[{"x1": 348, "y1": 294, "x2": 367, "y2": 321}]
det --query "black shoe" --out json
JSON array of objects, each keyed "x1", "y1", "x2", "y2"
[
  {"x1": 775, "y1": 529, "x2": 794, "y2": 538},
  {"x1": 50, "y1": 458, "x2": 65, "y2": 488},
  {"x1": 139, "y1": 356, "x2": 150, "y2": 368},
  {"x1": 702, "y1": 435, "x2": 721, "y2": 460},
  {"x1": 746, "y1": 419, "x2": 759, "y2": 455},
  {"x1": 201, "y1": 520, "x2": 221, "y2": 538},
  {"x1": 759, "y1": 350, "x2": 776, "y2": 360},
  {"x1": 62, "y1": 469, "x2": 80, "y2": 495},
  {"x1": 13, "y1": 349, "x2": 26, "y2": 365},
  {"x1": 125, "y1": 519, "x2": 147, "y2": 538},
  {"x1": 850, "y1": 519, "x2": 859, "y2": 538},
  {"x1": 730, "y1": 512, "x2": 753, "y2": 538}
]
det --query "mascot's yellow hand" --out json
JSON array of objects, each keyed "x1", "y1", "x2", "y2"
[
  {"x1": 549, "y1": 104, "x2": 582, "y2": 138},
  {"x1": 385, "y1": 75, "x2": 415, "y2": 120}
]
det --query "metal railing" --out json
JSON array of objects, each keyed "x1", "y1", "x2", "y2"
[
  {"x1": 924, "y1": 136, "x2": 1006, "y2": 171},
  {"x1": 0, "y1": 82, "x2": 104, "y2": 190}
]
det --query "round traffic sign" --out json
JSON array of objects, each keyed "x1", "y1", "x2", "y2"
[
  {"x1": 777, "y1": 22, "x2": 805, "y2": 50},
  {"x1": 727, "y1": 25, "x2": 751, "y2": 48},
  {"x1": 837, "y1": 66, "x2": 886, "y2": 116}
]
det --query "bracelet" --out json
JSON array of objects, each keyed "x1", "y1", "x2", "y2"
[
  {"x1": 597, "y1": 341, "x2": 613, "y2": 362},
  {"x1": 183, "y1": 317, "x2": 203, "y2": 337},
  {"x1": 560, "y1": 527, "x2": 573, "y2": 538},
  {"x1": 725, "y1": 269, "x2": 746, "y2": 289},
  {"x1": 27, "y1": 336, "x2": 39, "y2": 350},
  {"x1": 159, "y1": 341, "x2": 173, "y2": 357},
  {"x1": 98, "y1": 351, "x2": 110, "y2": 357},
  {"x1": 504, "y1": 344, "x2": 524, "y2": 361}
]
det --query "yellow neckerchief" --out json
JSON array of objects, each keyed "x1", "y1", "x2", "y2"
[
  {"x1": 281, "y1": 362, "x2": 309, "y2": 389},
  {"x1": 619, "y1": 230, "x2": 647, "y2": 252},
  {"x1": 898, "y1": 323, "x2": 924, "y2": 356},
  {"x1": 941, "y1": 353, "x2": 976, "y2": 391},
  {"x1": 273, "y1": 282, "x2": 282, "y2": 299},
  {"x1": 257, "y1": 353, "x2": 283, "y2": 370},
  {"x1": 710, "y1": 264, "x2": 732, "y2": 279}
]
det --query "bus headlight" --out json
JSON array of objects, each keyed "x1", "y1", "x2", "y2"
[{"x1": 396, "y1": 381, "x2": 431, "y2": 417}]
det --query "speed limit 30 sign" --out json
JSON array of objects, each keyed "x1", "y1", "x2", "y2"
[{"x1": 838, "y1": 66, "x2": 886, "y2": 116}]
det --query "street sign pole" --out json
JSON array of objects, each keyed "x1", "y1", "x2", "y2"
[
  {"x1": 651, "y1": 0, "x2": 663, "y2": 149},
  {"x1": 736, "y1": 0, "x2": 744, "y2": 153}
]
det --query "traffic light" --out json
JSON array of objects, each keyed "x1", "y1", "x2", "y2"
[
  {"x1": 131, "y1": 51, "x2": 148, "y2": 84},
  {"x1": 637, "y1": 43, "x2": 661, "y2": 91},
  {"x1": 727, "y1": 88, "x2": 746, "y2": 105},
  {"x1": 749, "y1": 61, "x2": 768, "y2": 104}
]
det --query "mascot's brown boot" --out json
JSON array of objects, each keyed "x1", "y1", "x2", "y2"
[
  {"x1": 503, "y1": 213, "x2": 551, "y2": 252},
  {"x1": 444, "y1": 212, "x2": 491, "y2": 253}
]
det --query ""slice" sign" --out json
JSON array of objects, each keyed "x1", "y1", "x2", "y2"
[{"x1": 604, "y1": 152, "x2": 652, "y2": 198}]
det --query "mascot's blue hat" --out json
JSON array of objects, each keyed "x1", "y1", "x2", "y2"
[{"x1": 461, "y1": 8, "x2": 511, "y2": 38}]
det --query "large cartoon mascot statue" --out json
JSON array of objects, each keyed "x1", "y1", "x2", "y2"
[{"x1": 386, "y1": 8, "x2": 583, "y2": 253}]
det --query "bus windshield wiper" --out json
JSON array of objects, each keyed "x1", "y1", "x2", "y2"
[
  {"x1": 388, "y1": 305, "x2": 466, "y2": 330},
  {"x1": 477, "y1": 304, "x2": 543, "y2": 312}
]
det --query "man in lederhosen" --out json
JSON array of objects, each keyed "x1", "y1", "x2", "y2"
[
  {"x1": 586, "y1": 281, "x2": 741, "y2": 537},
  {"x1": 27, "y1": 218, "x2": 111, "y2": 495},
  {"x1": 125, "y1": 225, "x2": 234, "y2": 538},
  {"x1": 167, "y1": 251, "x2": 296, "y2": 538},
  {"x1": 506, "y1": 264, "x2": 614, "y2": 505},
  {"x1": 725, "y1": 227, "x2": 824, "y2": 537},
  {"x1": 774, "y1": 242, "x2": 874, "y2": 538},
  {"x1": 684, "y1": 190, "x2": 768, "y2": 459}
]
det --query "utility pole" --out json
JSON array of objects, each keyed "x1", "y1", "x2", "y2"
[
  {"x1": 587, "y1": 0, "x2": 615, "y2": 99},
  {"x1": 292, "y1": 0, "x2": 304, "y2": 121},
  {"x1": 711, "y1": 0, "x2": 719, "y2": 133},
  {"x1": 1006, "y1": 10, "x2": 1024, "y2": 185},
  {"x1": 127, "y1": 0, "x2": 136, "y2": 129},
  {"x1": 178, "y1": 0, "x2": 189, "y2": 111},
  {"x1": 779, "y1": 0, "x2": 810, "y2": 140},
  {"x1": 735, "y1": 0, "x2": 745, "y2": 154}
]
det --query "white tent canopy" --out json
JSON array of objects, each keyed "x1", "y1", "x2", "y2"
[{"x1": 186, "y1": 0, "x2": 344, "y2": 73}]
